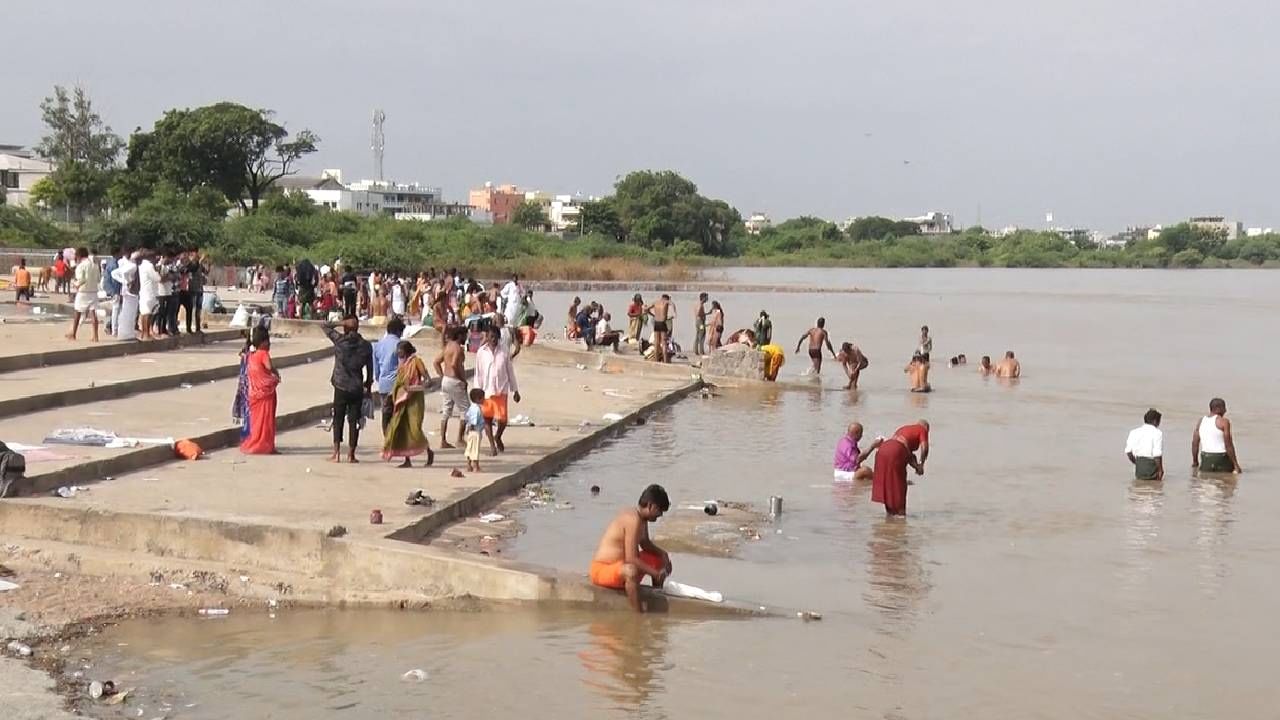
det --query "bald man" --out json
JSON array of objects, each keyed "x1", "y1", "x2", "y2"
[
  {"x1": 834, "y1": 422, "x2": 882, "y2": 482},
  {"x1": 872, "y1": 419, "x2": 930, "y2": 516}
]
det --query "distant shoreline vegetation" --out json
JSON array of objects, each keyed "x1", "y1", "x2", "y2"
[{"x1": 5, "y1": 86, "x2": 1279, "y2": 278}]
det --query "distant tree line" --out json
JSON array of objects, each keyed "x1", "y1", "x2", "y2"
[{"x1": 6, "y1": 84, "x2": 1280, "y2": 270}]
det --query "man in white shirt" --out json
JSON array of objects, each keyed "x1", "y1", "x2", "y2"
[
  {"x1": 137, "y1": 251, "x2": 162, "y2": 340},
  {"x1": 111, "y1": 251, "x2": 140, "y2": 341},
  {"x1": 67, "y1": 247, "x2": 101, "y2": 342},
  {"x1": 1125, "y1": 408, "x2": 1164, "y2": 481},
  {"x1": 595, "y1": 311, "x2": 621, "y2": 352},
  {"x1": 474, "y1": 326, "x2": 520, "y2": 454},
  {"x1": 500, "y1": 273, "x2": 524, "y2": 327}
]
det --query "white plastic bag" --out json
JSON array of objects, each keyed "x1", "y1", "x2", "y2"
[{"x1": 229, "y1": 303, "x2": 250, "y2": 329}]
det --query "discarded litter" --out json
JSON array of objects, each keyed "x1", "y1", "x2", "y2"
[
  {"x1": 53, "y1": 485, "x2": 90, "y2": 498},
  {"x1": 404, "y1": 490, "x2": 434, "y2": 507},
  {"x1": 369, "y1": 509, "x2": 384, "y2": 525},
  {"x1": 798, "y1": 611, "x2": 823, "y2": 622},
  {"x1": 327, "y1": 525, "x2": 348, "y2": 538},
  {"x1": 401, "y1": 669, "x2": 428, "y2": 682},
  {"x1": 575, "y1": 363, "x2": 587, "y2": 370},
  {"x1": 662, "y1": 580, "x2": 724, "y2": 603},
  {"x1": 197, "y1": 608, "x2": 230, "y2": 616},
  {"x1": 44, "y1": 427, "x2": 117, "y2": 447},
  {"x1": 602, "y1": 412, "x2": 625, "y2": 422},
  {"x1": 6, "y1": 640, "x2": 32, "y2": 657},
  {"x1": 179, "y1": 383, "x2": 194, "y2": 389},
  {"x1": 508, "y1": 414, "x2": 535, "y2": 427},
  {"x1": 478, "y1": 513, "x2": 505, "y2": 523},
  {"x1": 89, "y1": 680, "x2": 117, "y2": 699},
  {"x1": 0, "y1": 579, "x2": 21, "y2": 593},
  {"x1": 239, "y1": 575, "x2": 250, "y2": 583},
  {"x1": 139, "y1": 358, "x2": 157, "y2": 363}
]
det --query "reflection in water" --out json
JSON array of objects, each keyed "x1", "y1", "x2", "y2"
[
  {"x1": 863, "y1": 520, "x2": 931, "y2": 635},
  {"x1": 907, "y1": 392, "x2": 929, "y2": 410},
  {"x1": 1120, "y1": 479, "x2": 1165, "y2": 592},
  {"x1": 578, "y1": 617, "x2": 670, "y2": 717},
  {"x1": 1190, "y1": 476, "x2": 1237, "y2": 595}
]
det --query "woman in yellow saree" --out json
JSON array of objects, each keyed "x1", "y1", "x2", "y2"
[{"x1": 382, "y1": 340, "x2": 434, "y2": 468}]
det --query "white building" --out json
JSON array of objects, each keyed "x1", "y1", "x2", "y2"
[
  {"x1": 745, "y1": 212, "x2": 772, "y2": 235},
  {"x1": 0, "y1": 146, "x2": 54, "y2": 208},
  {"x1": 548, "y1": 194, "x2": 588, "y2": 233},
  {"x1": 903, "y1": 211, "x2": 954, "y2": 234},
  {"x1": 279, "y1": 169, "x2": 488, "y2": 223},
  {"x1": 1189, "y1": 216, "x2": 1242, "y2": 241},
  {"x1": 1246, "y1": 227, "x2": 1274, "y2": 237}
]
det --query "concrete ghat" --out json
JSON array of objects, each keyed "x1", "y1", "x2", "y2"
[
  {"x1": 0, "y1": 344, "x2": 333, "y2": 420},
  {"x1": 0, "y1": 325, "x2": 243, "y2": 373}
]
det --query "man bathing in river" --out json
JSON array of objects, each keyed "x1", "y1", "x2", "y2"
[
  {"x1": 837, "y1": 342, "x2": 868, "y2": 389},
  {"x1": 995, "y1": 351, "x2": 1020, "y2": 378},
  {"x1": 1125, "y1": 408, "x2": 1164, "y2": 481},
  {"x1": 1192, "y1": 397, "x2": 1242, "y2": 474},
  {"x1": 978, "y1": 355, "x2": 993, "y2": 375},
  {"x1": 905, "y1": 353, "x2": 932, "y2": 392},
  {"x1": 834, "y1": 422, "x2": 881, "y2": 482},
  {"x1": 795, "y1": 317, "x2": 836, "y2": 374},
  {"x1": 590, "y1": 484, "x2": 673, "y2": 612}
]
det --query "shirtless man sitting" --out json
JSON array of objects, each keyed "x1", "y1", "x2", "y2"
[
  {"x1": 905, "y1": 353, "x2": 932, "y2": 392},
  {"x1": 994, "y1": 350, "x2": 1021, "y2": 378},
  {"x1": 646, "y1": 295, "x2": 675, "y2": 363},
  {"x1": 836, "y1": 342, "x2": 869, "y2": 389},
  {"x1": 589, "y1": 484, "x2": 673, "y2": 612},
  {"x1": 795, "y1": 317, "x2": 836, "y2": 374}
]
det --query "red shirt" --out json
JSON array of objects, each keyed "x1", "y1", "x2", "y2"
[
  {"x1": 628, "y1": 301, "x2": 643, "y2": 318},
  {"x1": 54, "y1": 258, "x2": 67, "y2": 277},
  {"x1": 895, "y1": 424, "x2": 929, "y2": 451}
]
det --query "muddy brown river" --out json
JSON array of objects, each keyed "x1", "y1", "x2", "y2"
[{"x1": 79, "y1": 269, "x2": 1278, "y2": 718}]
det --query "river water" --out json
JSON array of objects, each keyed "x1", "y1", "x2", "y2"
[{"x1": 78, "y1": 270, "x2": 1278, "y2": 718}]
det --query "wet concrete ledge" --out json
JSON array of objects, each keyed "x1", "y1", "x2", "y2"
[
  {"x1": 0, "y1": 322, "x2": 243, "y2": 374},
  {"x1": 0, "y1": 504, "x2": 772, "y2": 617},
  {"x1": 0, "y1": 345, "x2": 333, "y2": 420},
  {"x1": 387, "y1": 378, "x2": 705, "y2": 543}
]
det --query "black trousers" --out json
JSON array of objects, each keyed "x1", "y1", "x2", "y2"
[
  {"x1": 342, "y1": 289, "x2": 357, "y2": 318},
  {"x1": 189, "y1": 291, "x2": 203, "y2": 333},
  {"x1": 154, "y1": 296, "x2": 171, "y2": 335},
  {"x1": 167, "y1": 294, "x2": 181, "y2": 335},
  {"x1": 333, "y1": 388, "x2": 364, "y2": 447},
  {"x1": 178, "y1": 290, "x2": 194, "y2": 332}
]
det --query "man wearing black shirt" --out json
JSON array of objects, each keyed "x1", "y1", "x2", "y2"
[
  {"x1": 295, "y1": 258, "x2": 317, "y2": 320},
  {"x1": 340, "y1": 268, "x2": 359, "y2": 319},
  {"x1": 324, "y1": 315, "x2": 374, "y2": 463}
]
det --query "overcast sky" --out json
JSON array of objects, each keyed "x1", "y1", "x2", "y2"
[{"x1": 6, "y1": 0, "x2": 1277, "y2": 231}]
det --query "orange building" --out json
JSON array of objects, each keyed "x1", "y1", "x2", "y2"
[{"x1": 468, "y1": 182, "x2": 525, "y2": 225}]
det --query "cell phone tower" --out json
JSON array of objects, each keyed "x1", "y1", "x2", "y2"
[{"x1": 371, "y1": 108, "x2": 386, "y2": 181}]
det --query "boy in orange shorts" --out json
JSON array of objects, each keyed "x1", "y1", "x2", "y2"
[{"x1": 589, "y1": 484, "x2": 673, "y2": 612}]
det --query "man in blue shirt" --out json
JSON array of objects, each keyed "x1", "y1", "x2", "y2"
[
  {"x1": 102, "y1": 249, "x2": 121, "y2": 334},
  {"x1": 372, "y1": 317, "x2": 406, "y2": 435}
]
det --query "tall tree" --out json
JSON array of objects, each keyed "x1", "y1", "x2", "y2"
[
  {"x1": 610, "y1": 170, "x2": 741, "y2": 254},
  {"x1": 511, "y1": 200, "x2": 547, "y2": 230},
  {"x1": 132, "y1": 103, "x2": 318, "y2": 213},
  {"x1": 34, "y1": 85, "x2": 123, "y2": 223}
]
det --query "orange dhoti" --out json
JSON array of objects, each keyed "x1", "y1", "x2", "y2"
[{"x1": 589, "y1": 550, "x2": 663, "y2": 589}]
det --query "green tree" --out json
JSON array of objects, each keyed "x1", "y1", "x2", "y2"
[
  {"x1": 34, "y1": 85, "x2": 123, "y2": 223},
  {"x1": 1170, "y1": 248, "x2": 1204, "y2": 268},
  {"x1": 579, "y1": 198, "x2": 624, "y2": 240},
  {"x1": 846, "y1": 216, "x2": 919, "y2": 242},
  {"x1": 132, "y1": 102, "x2": 319, "y2": 213},
  {"x1": 610, "y1": 170, "x2": 742, "y2": 254},
  {"x1": 511, "y1": 200, "x2": 547, "y2": 230}
]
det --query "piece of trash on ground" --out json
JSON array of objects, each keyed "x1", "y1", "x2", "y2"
[
  {"x1": 6, "y1": 640, "x2": 32, "y2": 657},
  {"x1": 197, "y1": 608, "x2": 229, "y2": 616},
  {"x1": 401, "y1": 669, "x2": 428, "y2": 682},
  {"x1": 0, "y1": 579, "x2": 20, "y2": 592},
  {"x1": 478, "y1": 512, "x2": 505, "y2": 523},
  {"x1": 602, "y1": 412, "x2": 625, "y2": 422}
]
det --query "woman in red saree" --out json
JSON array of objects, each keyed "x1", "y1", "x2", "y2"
[
  {"x1": 240, "y1": 326, "x2": 281, "y2": 455},
  {"x1": 872, "y1": 420, "x2": 930, "y2": 516}
]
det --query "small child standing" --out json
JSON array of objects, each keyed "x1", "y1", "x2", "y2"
[{"x1": 464, "y1": 387, "x2": 487, "y2": 472}]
